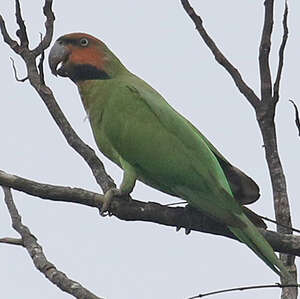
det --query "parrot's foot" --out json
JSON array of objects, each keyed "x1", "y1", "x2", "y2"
[
  {"x1": 176, "y1": 204, "x2": 193, "y2": 235},
  {"x1": 100, "y1": 188, "x2": 122, "y2": 216}
]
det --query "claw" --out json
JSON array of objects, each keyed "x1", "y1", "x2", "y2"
[
  {"x1": 185, "y1": 228, "x2": 191, "y2": 235},
  {"x1": 183, "y1": 205, "x2": 193, "y2": 235},
  {"x1": 100, "y1": 188, "x2": 121, "y2": 216},
  {"x1": 176, "y1": 226, "x2": 181, "y2": 232}
]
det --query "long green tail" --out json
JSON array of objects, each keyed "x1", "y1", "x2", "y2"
[{"x1": 229, "y1": 213, "x2": 291, "y2": 280}]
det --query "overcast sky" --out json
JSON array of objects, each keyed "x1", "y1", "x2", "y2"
[{"x1": 0, "y1": 1, "x2": 299, "y2": 299}]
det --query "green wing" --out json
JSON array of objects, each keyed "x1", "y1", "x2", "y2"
[
  {"x1": 98, "y1": 75, "x2": 250, "y2": 226},
  {"x1": 184, "y1": 120, "x2": 260, "y2": 205}
]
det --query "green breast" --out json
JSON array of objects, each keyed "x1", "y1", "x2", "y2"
[{"x1": 77, "y1": 79, "x2": 122, "y2": 167}]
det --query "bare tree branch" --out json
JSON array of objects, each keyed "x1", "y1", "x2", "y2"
[
  {"x1": 259, "y1": 214, "x2": 300, "y2": 234},
  {"x1": 273, "y1": 2, "x2": 288, "y2": 103},
  {"x1": 0, "y1": 16, "x2": 19, "y2": 53},
  {"x1": 15, "y1": 0, "x2": 29, "y2": 47},
  {"x1": 189, "y1": 283, "x2": 299, "y2": 299},
  {"x1": 10, "y1": 57, "x2": 28, "y2": 82},
  {"x1": 289, "y1": 100, "x2": 300, "y2": 136},
  {"x1": 32, "y1": 0, "x2": 55, "y2": 57},
  {"x1": 2, "y1": 186, "x2": 103, "y2": 299},
  {"x1": 0, "y1": 170, "x2": 103, "y2": 208},
  {"x1": 1, "y1": 169, "x2": 300, "y2": 257},
  {"x1": 180, "y1": 0, "x2": 260, "y2": 109},
  {"x1": 257, "y1": 4, "x2": 296, "y2": 297},
  {"x1": 0, "y1": 237, "x2": 24, "y2": 246},
  {"x1": 259, "y1": 0, "x2": 274, "y2": 102}
]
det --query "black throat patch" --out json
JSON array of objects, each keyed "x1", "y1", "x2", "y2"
[{"x1": 67, "y1": 63, "x2": 111, "y2": 82}]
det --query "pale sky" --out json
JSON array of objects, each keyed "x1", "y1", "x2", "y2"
[{"x1": 0, "y1": 1, "x2": 299, "y2": 299}]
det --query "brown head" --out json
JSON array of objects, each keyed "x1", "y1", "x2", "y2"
[{"x1": 49, "y1": 33, "x2": 124, "y2": 82}]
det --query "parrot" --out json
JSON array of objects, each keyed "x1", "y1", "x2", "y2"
[{"x1": 49, "y1": 32, "x2": 290, "y2": 278}]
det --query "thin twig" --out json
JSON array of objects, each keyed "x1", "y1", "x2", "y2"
[
  {"x1": 32, "y1": 0, "x2": 55, "y2": 57},
  {"x1": 188, "y1": 283, "x2": 300, "y2": 299},
  {"x1": 0, "y1": 15, "x2": 20, "y2": 53},
  {"x1": 10, "y1": 57, "x2": 28, "y2": 82},
  {"x1": 273, "y1": 2, "x2": 289, "y2": 103},
  {"x1": 2, "y1": 186, "x2": 103, "y2": 299},
  {"x1": 259, "y1": 214, "x2": 300, "y2": 234},
  {"x1": 289, "y1": 100, "x2": 300, "y2": 137},
  {"x1": 165, "y1": 201, "x2": 187, "y2": 206}
]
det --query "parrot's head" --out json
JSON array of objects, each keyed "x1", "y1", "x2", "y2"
[{"x1": 49, "y1": 33, "x2": 123, "y2": 82}]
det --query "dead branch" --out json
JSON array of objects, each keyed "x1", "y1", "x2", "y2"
[
  {"x1": 289, "y1": 100, "x2": 300, "y2": 136},
  {"x1": 259, "y1": 0, "x2": 273, "y2": 101},
  {"x1": 1, "y1": 169, "x2": 300, "y2": 257},
  {"x1": 273, "y1": 2, "x2": 289, "y2": 103},
  {"x1": 15, "y1": 0, "x2": 29, "y2": 47},
  {"x1": 258, "y1": 3, "x2": 296, "y2": 297},
  {"x1": 32, "y1": 0, "x2": 55, "y2": 57},
  {"x1": 0, "y1": 237, "x2": 24, "y2": 246},
  {"x1": 180, "y1": 0, "x2": 260, "y2": 109},
  {"x1": 10, "y1": 57, "x2": 28, "y2": 82},
  {"x1": 2, "y1": 186, "x2": 103, "y2": 299}
]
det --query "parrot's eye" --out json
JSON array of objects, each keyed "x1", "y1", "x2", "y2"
[{"x1": 80, "y1": 38, "x2": 89, "y2": 47}]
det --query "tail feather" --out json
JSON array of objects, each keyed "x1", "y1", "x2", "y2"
[{"x1": 229, "y1": 213, "x2": 291, "y2": 280}]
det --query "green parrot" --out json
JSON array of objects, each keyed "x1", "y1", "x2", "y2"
[{"x1": 49, "y1": 32, "x2": 290, "y2": 278}]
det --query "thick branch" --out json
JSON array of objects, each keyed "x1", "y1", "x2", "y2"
[
  {"x1": 258, "y1": 4, "x2": 296, "y2": 296},
  {"x1": 2, "y1": 186, "x2": 103, "y2": 299},
  {"x1": 0, "y1": 170, "x2": 103, "y2": 208},
  {"x1": 1, "y1": 169, "x2": 300, "y2": 257}
]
